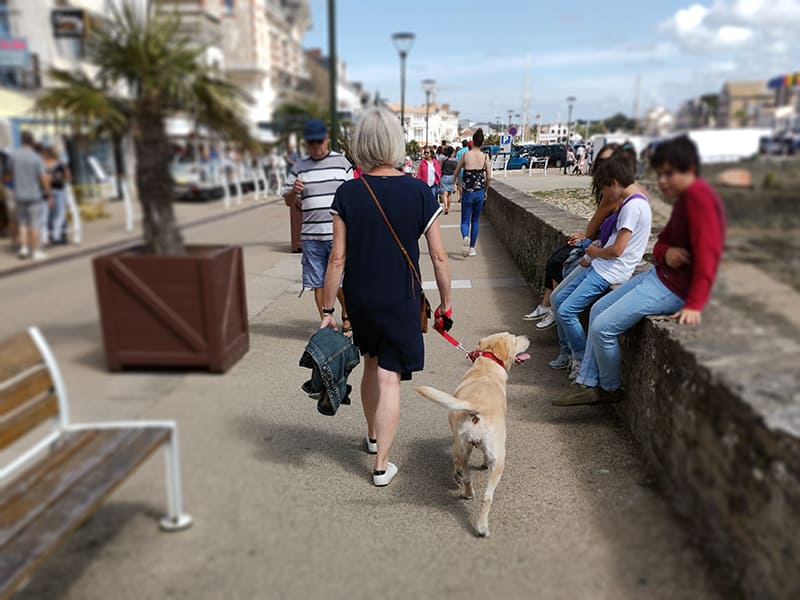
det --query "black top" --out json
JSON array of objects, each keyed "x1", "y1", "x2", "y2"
[{"x1": 330, "y1": 174, "x2": 441, "y2": 377}]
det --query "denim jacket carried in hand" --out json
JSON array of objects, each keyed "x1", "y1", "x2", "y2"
[{"x1": 299, "y1": 327, "x2": 360, "y2": 416}]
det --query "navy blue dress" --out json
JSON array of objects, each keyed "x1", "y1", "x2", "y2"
[{"x1": 331, "y1": 174, "x2": 441, "y2": 380}]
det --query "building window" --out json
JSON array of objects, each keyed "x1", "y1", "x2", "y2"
[{"x1": 223, "y1": 0, "x2": 234, "y2": 13}]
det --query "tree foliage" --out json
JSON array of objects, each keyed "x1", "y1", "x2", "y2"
[{"x1": 34, "y1": 4, "x2": 254, "y2": 254}]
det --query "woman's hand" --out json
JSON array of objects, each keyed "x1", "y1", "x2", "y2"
[
  {"x1": 434, "y1": 305, "x2": 453, "y2": 332},
  {"x1": 320, "y1": 314, "x2": 338, "y2": 330},
  {"x1": 584, "y1": 243, "x2": 600, "y2": 258}
]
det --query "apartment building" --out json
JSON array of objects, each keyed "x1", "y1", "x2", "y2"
[
  {"x1": 717, "y1": 80, "x2": 773, "y2": 128},
  {"x1": 305, "y1": 48, "x2": 369, "y2": 119},
  {"x1": 222, "y1": 0, "x2": 311, "y2": 141},
  {"x1": 385, "y1": 101, "x2": 460, "y2": 145}
]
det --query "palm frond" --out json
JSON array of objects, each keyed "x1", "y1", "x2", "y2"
[{"x1": 34, "y1": 69, "x2": 130, "y2": 136}]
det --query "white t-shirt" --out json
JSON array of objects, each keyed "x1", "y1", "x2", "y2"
[
  {"x1": 425, "y1": 160, "x2": 436, "y2": 186},
  {"x1": 591, "y1": 194, "x2": 652, "y2": 285}
]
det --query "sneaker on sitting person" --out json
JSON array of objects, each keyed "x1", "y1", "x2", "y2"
[
  {"x1": 523, "y1": 304, "x2": 549, "y2": 321},
  {"x1": 548, "y1": 351, "x2": 570, "y2": 370},
  {"x1": 535, "y1": 309, "x2": 556, "y2": 330},
  {"x1": 552, "y1": 384, "x2": 624, "y2": 407}
]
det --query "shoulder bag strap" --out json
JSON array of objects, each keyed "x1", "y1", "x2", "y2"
[{"x1": 360, "y1": 176, "x2": 423, "y2": 290}]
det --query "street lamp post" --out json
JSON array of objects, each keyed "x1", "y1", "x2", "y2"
[
  {"x1": 507, "y1": 109, "x2": 513, "y2": 131},
  {"x1": 327, "y1": 0, "x2": 338, "y2": 150},
  {"x1": 391, "y1": 32, "x2": 415, "y2": 142},
  {"x1": 422, "y1": 78, "x2": 436, "y2": 147},
  {"x1": 536, "y1": 113, "x2": 541, "y2": 144},
  {"x1": 565, "y1": 96, "x2": 575, "y2": 173}
]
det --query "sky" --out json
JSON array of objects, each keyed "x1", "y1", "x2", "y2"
[{"x1": 302, "y1": 0, "x2": 800, "y2": 125}]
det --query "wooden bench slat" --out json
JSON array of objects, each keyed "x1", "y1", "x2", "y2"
[
  {"x1": 0, "y1": 368, "x2": 54, "y2": 418},
  {"x1": 0, "y1": 393, "x2": 59, "y2": 450},
  {"x1": 0, "y1": 429, "x2": 132, "y2": 546},
  {"x1": 0, "y1": 333, "x2": 42, "y2": 383},
  {"x1": 0, "y1": 427, "x2": 170, "y2": 596}
]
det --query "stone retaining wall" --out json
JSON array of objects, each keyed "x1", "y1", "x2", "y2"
[{"x1": 486, "y1": 180, "x2": 800, "y2": 599}]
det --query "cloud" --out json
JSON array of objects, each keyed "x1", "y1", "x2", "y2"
[{"x1": 660, "y1": 0, "x2": 800, "y2": 51}]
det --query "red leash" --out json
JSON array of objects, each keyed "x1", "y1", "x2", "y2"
[
  {"x1": 433, "y1": 307, "x2": 471, "y2": 360},
  {"x1": 433, "y1": 307, "x2": 512, "y2": 369}
]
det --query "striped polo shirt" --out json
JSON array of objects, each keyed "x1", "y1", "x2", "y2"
[{"x1": 283, "y1": 151, "x2": 353, "y2": 241}]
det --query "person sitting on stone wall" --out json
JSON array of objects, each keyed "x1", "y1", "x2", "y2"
[{"x1": 553, "y1": 134, "x2": 726, "y2": 407}]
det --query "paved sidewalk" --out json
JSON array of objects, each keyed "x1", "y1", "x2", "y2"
[
  {"x1": 1, "y1": 184, "x2": 725, "y2": 599},
  {"x1": 0, "y1": 192, "x2": 272, "y2": 278}
]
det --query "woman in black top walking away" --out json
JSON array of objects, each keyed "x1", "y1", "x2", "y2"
[
  {"x1": 453, "y1": 128, "x2": 491, "y2": 257},
  {"x1": 320, "y1": 107, "x2": 452, "y2": 487}
]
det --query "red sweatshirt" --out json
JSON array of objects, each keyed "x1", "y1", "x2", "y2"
[{"x1": 653, "y1": 178, "x2": 726, "y2": 310}]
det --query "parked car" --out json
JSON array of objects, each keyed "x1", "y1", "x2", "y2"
[
  {"x1": 170, "y1": 160, "x2": 225, "y2": 201},
  {"x1": 524, "y1": 144, "x2": 570, "y2": 168},
  {"x1": 760, "y1": 128, "x2": 800, "y2": 155}
]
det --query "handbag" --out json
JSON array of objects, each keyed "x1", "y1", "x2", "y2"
[{"x1": 360, "y1": 177, "x2": 431, "y2": 333}]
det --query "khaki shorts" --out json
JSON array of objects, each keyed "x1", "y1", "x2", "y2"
[{"x1": 15, "y1": 199, "x2": 46, "y2": 228}]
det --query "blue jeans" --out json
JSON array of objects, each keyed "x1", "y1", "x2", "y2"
[
  {"x1": 550, "y1": 266, "x2": 610, "y2": 362},
  {"x1": 460, "y1": 189, "x2": 485, "y2": 246},
  {"x1": 552, "y1": 264, "x2": 586, "y2": 355},
  {"x1": 577, "y1": 268, "x2": 684, "y2": 391}
]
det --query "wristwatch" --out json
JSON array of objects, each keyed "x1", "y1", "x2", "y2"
[{"x1": 322, "y1": 307, "x2": 335, "y2": 315}]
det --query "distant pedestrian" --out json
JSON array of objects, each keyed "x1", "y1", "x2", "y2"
[
  {"x1": 439, "y1": 146, "x2": 458, "y2": 215},
  {"x1": 3, "y1": 131, "x2": 51, "y2": 260},
  {"x1": 453, "y1": 128, "x2": 491, "y2": 257},
  {"x1": 416, "y1": 147, "x2": 441, "y2": 200},
  {"x1": 286, "y1": 144, "x2": 299, "y2": 177},
  {"x1": 43, "y1": 147, "x2": 71, "y2": 244},
  {"x1": 454, "y1": 139, "x2": 469, "y2": 200},
  {"x1": 283, "y1": 119, "x2": 354, "y2": 331},
  {"x1": 320, "y1": 107, "x2": 452, "y2": 487}
]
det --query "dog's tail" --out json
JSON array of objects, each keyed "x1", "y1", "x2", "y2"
[{"x1": 413, "y1": 386, "x2": 473, "y2": 412}]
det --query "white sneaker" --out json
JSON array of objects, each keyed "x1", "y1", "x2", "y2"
[
  {"x1": 373, "y1": 462, "x2": 398, "y2": 487},
  {"x1": 365, "y1": 435, "x2": 377, "y2": 454},
  {"x1": 462, "y1": 236, "x2": 470, "y2": 257},
  {"x1": 17, "y1": 245, "x2": 30, "y2": 259},
  {"x1": 535, "y1": 309, "x2": 556, "y2": 330},
  {"x1": 523, "y1": 304, "x2": 549, "y2": 321},
  {"x1": 568, "y1": 360, "x2": 582, "y2": 381},
  {"x1": 32, "y1": 250, "x2": 48, "y2": 261},
  {"x1": 468, "y1": 247, "x2": 476, "y2": 257}
]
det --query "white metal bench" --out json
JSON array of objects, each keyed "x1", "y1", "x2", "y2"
[
  {"x1": 0, "y1": 327, "x2": 192, "y2": 597},
  {"x1": 528, "y1": 156, "x2": 549, "y2": 176}
]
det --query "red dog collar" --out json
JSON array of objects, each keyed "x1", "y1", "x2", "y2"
[{"x1": 467, "y1": 350, "x2": 506, "y2": 369}]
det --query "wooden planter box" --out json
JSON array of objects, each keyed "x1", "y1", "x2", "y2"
[{"x1": 93, "y1": 244, "x2": 249, "y2": 372}]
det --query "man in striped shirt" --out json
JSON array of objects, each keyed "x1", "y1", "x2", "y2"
[{"x1": 283, "y1": 119, "x2": 354, "y2": 322}]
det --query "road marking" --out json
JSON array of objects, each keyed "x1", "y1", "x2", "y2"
[{"x1": 423, "y1": 277, "x2": 526, "y2": 290}]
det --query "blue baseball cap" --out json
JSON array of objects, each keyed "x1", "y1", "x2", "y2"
[{"x1": 303, "y1": 119, "x2": 327, "y2": 141}]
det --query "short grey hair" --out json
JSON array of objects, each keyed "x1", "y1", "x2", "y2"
[{"x1": 350, "y1": 107, "x2": 405, "y2": 172}]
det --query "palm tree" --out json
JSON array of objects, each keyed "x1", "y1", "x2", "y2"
[{"x1": 35, "y1": 4, "x2": 253, "y2": 255}]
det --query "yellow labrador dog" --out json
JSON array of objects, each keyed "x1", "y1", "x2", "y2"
[{"x1": 414, "y1": 332, "x2": 530, "y2": 537}]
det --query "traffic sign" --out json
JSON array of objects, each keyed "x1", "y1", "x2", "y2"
[
  {"x1": 509, "y1": 127, "x2": 517, "y2": 137},
  {"x1": 500, "y1": 134, "x2": 512, "y2": 153}
]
